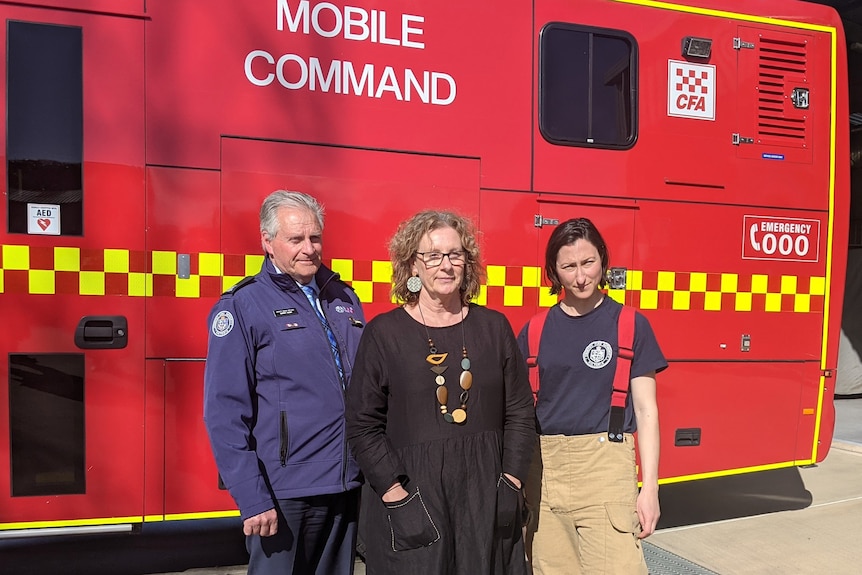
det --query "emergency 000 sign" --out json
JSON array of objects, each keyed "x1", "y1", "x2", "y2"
[{"x1": 742, "y1": 215, "x2": 821, "y2": 262}]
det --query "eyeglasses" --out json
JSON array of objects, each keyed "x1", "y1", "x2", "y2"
[{"x1": 416, "y1": 251, "x2": 467, "y2": 267}]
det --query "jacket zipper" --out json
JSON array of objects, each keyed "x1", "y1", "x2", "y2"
[
  {"x1": 341, "y1": 388, "x2": 350, "y2": 490},
  {"x1": 279, "y1": 410, "x2": 288, "y2": 467}
]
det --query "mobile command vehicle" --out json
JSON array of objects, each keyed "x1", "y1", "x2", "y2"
[{"x1": 0, "y1": 0, "x2": 849, "y2": 537}]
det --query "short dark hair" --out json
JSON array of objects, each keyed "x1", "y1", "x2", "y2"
[{"x1": 544, "y1": 218, "x2": 609, "y2": 295}]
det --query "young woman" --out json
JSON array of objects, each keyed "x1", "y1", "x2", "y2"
[{"x1": 519, "y1": 218, "x2": 667, "y2": 575}]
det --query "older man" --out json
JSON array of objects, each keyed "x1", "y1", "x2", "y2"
[{"x1": 204, "y1": 190, "x2": 365, "y2": 575}]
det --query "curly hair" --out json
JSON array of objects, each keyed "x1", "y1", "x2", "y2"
[
  {"x1": 389, "y1": 210, "x2": 485, "y2": 305},
  {"x1": 544, "y1": 217, "x2": 609, "y2": 295}
]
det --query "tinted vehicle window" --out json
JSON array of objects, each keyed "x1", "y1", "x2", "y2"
[
  {"x1": 10, "y1": 354, "x2": 85, "y2": 496},
  {"x1": 7, "y1": 21, "x2": 83, "y2": 235},
  {"x1": 540, "y1": 23, "x2": 637, "y2": 148}
]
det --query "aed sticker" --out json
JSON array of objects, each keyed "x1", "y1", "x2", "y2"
[
  {"x1": 742, "y1": 215, "x2": 820, "y2": 262},
  {"x1": 668, "y1": 60, "x2": 715, "y2": 120},
  {"x1": 27, "y1": 203, "x2": 61, "y2": 235}
]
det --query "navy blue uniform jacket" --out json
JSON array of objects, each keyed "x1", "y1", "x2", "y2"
[{"x1": 203, "y1": 258, "x2": 365, "y2": 520}]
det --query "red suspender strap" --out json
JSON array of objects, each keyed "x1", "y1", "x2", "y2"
[
  {"x1": 608, "y1": 305, "x2": 636, "y2": 442},
  {"x1": 526, "y1": 309, "x2": 549, "y2": 405}
]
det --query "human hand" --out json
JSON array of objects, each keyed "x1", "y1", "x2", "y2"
[
  {"x1": 503, "y1": 472, "x2": 522, "y2": 489},
  {"x1": 243, "y1": 508, "x2": 278, "y2": 537},
  {"x1": 636, "y1": 486, "x2": 660, "y2": 539},
  {"x1": 382, "y1": 482, "x2": 409, "y2": 503}
]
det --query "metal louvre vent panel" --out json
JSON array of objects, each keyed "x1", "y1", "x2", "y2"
[{"x1": 756, "y1": 35, "x2": 809, "y2": 148}]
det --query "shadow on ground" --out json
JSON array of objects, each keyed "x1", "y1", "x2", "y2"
[
  {"x1": 1, "y1": 468, "x2": 815, "y2": 574},
  {"x1": 0, "y1": 519, "x2": 248, "y2": 575},
  {"x1": 657, "y1": 466, "x2": 812, "y2": 529}
]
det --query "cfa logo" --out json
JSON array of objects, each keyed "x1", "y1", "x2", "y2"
[
  {"x1": 668, "y1": 60, "x2": 715, "y2": 121},
  {"x1": 677, "y1": 93, "x2": 707, "y2": 111},
  {"x1": 583, "y1": 340, "x2": 613, "y2": 370}
]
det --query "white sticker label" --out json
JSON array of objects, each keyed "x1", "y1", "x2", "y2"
[
  {"x1": 28, "y1": 203, "x2": 61, "y2": 235},
  {"x1": 668, "y1": 60, "x2": 716, "y2": 120},
  {"x1": 742, "y1": 215, "x2": 821, "y2": 263}
]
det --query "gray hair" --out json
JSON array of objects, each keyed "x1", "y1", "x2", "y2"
[{"x1": 260, "y1": 190, "x2": 325, "y2": 239}]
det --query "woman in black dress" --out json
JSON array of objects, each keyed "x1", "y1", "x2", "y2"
[{"x1": 346, "y1": 210, "x2": 535, "y2": 575}]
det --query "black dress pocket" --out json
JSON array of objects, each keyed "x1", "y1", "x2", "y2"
[
  {"x1": 384, "y1": 486, "x2": 440, "y2": 551},
  {"x1": 496, "y1": 473, "x2": 525, "y2": 536}
]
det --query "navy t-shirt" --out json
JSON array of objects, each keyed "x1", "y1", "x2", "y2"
[{"x1": 517, "y1": 297, "x2": 667, "y2": 436}]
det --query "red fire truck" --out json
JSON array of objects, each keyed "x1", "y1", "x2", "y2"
[{"x1": 0, "y1": 0, "x2": 849, "y2": 536}]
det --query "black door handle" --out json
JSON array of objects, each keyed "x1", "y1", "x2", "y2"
[{"x1": 75, "y1": 316, "x2": 128, "y2": 349}]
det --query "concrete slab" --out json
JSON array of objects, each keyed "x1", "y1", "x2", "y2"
[{"x1": 649, "y1": 446, "x2": 862, "y2": 574}]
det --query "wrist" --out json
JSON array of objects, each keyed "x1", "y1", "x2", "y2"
[
  {"x1": 503, "y1": 472, "x2": 522, "y2": 489},
  {"x1": 382, "y1": 483, "x2": 407, "y2": 503},
  {"x1": 384, "y1": 482, "x2": 402, "y2": 494},
  {"x1": 639, "y1": 481, "x2": 659, "y2": 493}
]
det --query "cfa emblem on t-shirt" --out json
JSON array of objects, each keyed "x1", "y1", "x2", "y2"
[{"x1": 583, "y1": 341, "x2": 613, "y2": 369}]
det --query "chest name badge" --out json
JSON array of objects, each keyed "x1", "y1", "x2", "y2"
[{"x1": 274, "y1": 308, "x2": 298, "y2": 317}]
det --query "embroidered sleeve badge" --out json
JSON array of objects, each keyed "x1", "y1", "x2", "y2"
[{"x1": 212, "y1": 310, "x2": 235, "y2": 337}]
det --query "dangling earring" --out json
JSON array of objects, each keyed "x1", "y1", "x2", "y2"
[{"x1": 407, "y1": 274, "x2": 422, "y2": 293}]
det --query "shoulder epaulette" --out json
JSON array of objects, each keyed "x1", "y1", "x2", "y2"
[
  {"x1": 342, "y1": 280, "x2": 358, "y2": 295},
  {"x1": 222, "y1": 275, "x2": 255, "y2": 297},
  {"x1": 326, "y1": 271, "x2": 357, "y2": 295}
]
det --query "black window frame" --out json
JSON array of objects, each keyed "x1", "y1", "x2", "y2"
[
  {"x1": 9, "y1": 353, "x2": 86, "y2": 497},
  {"x1": 539, "y1": 22, "x2": 638, "y2": 150},
  {"x1": 6, "y1": 19, "x2": 84, "y2": 236}
]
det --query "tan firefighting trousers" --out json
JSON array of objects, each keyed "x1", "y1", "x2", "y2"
[{"x1": 525, "y1": 433, "x2": 647, "y2": 575}]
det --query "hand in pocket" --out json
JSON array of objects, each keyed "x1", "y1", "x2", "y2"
[
  {"x1": 384, "y1": 487, "x2": 440, "y2": 551},
  {"x1": 496, "y1": 473, "x2": 525, "y2": 536}
]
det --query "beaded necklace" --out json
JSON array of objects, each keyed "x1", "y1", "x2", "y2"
[{"x1": 417, "y1": 303, "x2": 473, "y2": 424}]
